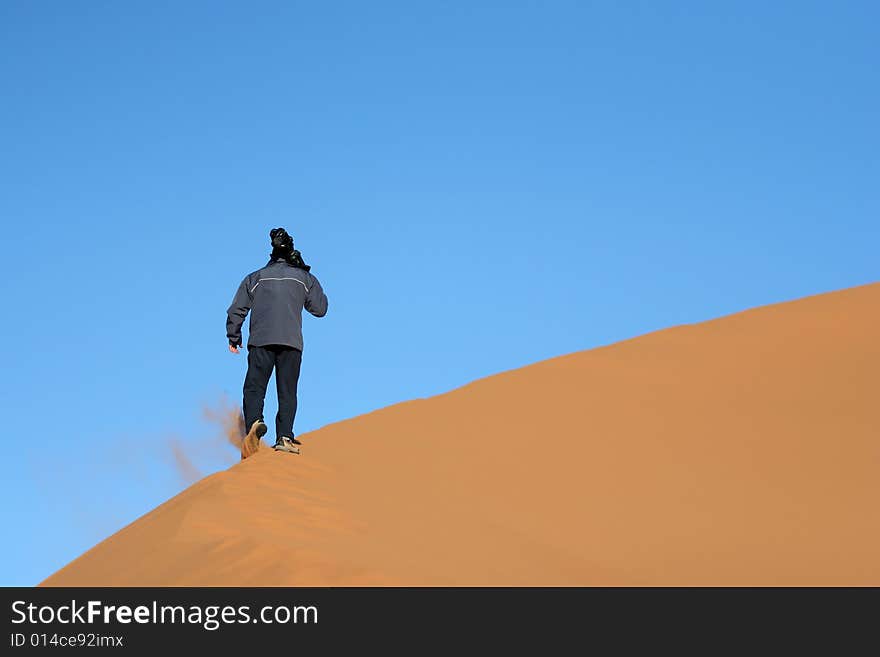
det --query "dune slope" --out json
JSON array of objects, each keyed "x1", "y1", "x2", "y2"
[{"x1": 43, "y1": 283, "x2": 880, "y2": 585}]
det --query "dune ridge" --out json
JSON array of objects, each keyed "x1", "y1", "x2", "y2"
[{"x1": 43, "y1": 283, "x2": 880, "y2": 586}]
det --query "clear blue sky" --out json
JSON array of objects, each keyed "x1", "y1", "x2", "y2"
[{"x1": 1, "y1": 1, "x2": 876, "y2": 585}]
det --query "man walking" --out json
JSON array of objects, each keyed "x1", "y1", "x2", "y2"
[{"x1": 226, "y1": 228, "x2": 328, "y2": 458}]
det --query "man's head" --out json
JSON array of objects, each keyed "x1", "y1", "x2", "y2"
[
  {"x1": 268, "y1": 227, "x2": 311, "y2": 271},
  {"x1": 270, "y1": 227, "x2": 294, "y2": 256}
]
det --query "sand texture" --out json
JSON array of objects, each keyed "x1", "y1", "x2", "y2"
[{"x1": 43, "y1": 283, "x2": 880, "y2": 585}]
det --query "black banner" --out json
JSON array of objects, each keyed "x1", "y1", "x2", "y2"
[{"x1": 2, "y1": 587, "x2": 875, "y2": 652}]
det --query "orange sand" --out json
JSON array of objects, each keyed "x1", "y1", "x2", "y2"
[{"x1": 43, "y1": 283, "x2": 880, "y2": 585}]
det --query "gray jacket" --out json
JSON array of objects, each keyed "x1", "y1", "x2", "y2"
[{"x1": 226, "y1": 258, "x2": 328, "y2": 350}]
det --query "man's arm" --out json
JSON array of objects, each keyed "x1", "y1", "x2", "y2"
[
  {"x1": 305, "y1": 273, "x2": 328, "y2": 318},
  {"x1": 226, "y1": 276, "x2": 253, "y2": 349}
]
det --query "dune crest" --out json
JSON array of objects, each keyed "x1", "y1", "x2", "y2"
[{"x1": 43, "y1": 283, "x2": 880, "y2": 585}]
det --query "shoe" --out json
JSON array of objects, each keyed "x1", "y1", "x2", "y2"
[
  {"x1": 274, "y1": 437, "x2": 301, "y2": 455},
  {"x1": 241, "y1": 419, "x2": 268, "y2": 460}
]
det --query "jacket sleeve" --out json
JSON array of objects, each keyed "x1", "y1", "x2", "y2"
[
  {"x1": 305, "y1": 273, "x2": 328, "y2": 318},
  {"x1": 226, "y1": 276, "x2": 253, "y2": 346}
]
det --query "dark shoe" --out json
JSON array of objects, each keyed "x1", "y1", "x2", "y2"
[
  {"x1": 252, "y1": 420, "x2": 268, "y2": 438},
  {"x1": 273, "y1": 437, "x2": 301, "y2": 455},
  {"x1": 241, "y1": 420, "x2": 267, "y2": 460}
]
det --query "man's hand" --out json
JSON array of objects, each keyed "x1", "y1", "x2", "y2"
[{"x1": 229, "y1": 344, "x2": 240, "y2": 354}]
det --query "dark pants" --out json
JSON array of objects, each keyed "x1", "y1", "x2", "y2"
[{"x1": 243, "y1": 344, "x2": 303, "y2": 440}]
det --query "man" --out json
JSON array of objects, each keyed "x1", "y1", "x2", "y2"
[{"x1": 226, "y1": 228, "x2": 328, "y2": 458}]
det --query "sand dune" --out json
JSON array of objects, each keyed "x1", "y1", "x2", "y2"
[{"x1": 43, "y1": 283, "x2": 880, "y2": 585}]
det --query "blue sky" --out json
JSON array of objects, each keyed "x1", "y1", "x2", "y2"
[{"x1": 0, "y1": 1, "x2": 876, "y2": 585}]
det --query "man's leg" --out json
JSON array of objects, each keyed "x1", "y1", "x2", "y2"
[
  {"x1": 274, "y1": 347, "x2": 303, "y2": 440},
  {"x1": 243, "y1": 345, "x2": 276, "y2": 432}
]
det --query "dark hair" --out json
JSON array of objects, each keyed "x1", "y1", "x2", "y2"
[
  {"x1": 270, "y1": 227, "x2": 294, "y2": 254},
  {"x1": 268, "y1": 227, "x2": 310, "y2": 271}
]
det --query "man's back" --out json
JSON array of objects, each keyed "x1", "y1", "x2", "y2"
[{"x1": 227, "y1": 258, "x2": 328, "y2": 351}]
